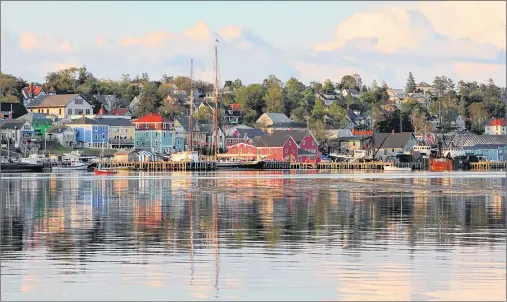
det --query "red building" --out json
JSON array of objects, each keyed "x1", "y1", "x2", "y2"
[{"x1": 226, "y1": 130, "x2": 321, "y2": 162}]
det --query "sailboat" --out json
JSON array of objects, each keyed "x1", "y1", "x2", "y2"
[
  {"x1": 429, "y1": 95, "x2": 453, "y2": 172},
  {"x1": 94, "y1": 138, "x2": 117, "y2": 175},
  {"x1": 171, "y1": 58, "x2": 200, "y2": 163}
]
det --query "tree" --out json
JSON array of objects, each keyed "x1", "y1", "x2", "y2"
[
  {"x1": 0, "y1": 73, "x2": 26, "y2": 102},
  {"x1": 352, "y1": 74, "x2": 363, "y2": 90},
  {"x1": 194, "y1": 105, "x2": 213, "y2": 123},
  {"x1": 309, "y1": 81, "x2": 322, "y2": 93},
  {"x1": 290, "y1": 106, "x2": 308, "y2": 124},
  {"x1": 285, "y1": 77, "x2": 304, "y2": 116},
  {"x1": 309, "y1": 119, "x2": 327, "y2": 146},
  {"x1": 311, "y1": 99, "x2": 327, "y2": 119},
  {"x1": 328, "y1": 102, "x2": 350, "y2": 128},
  {"x1": 340, "y1": 75, "x2": 357, "y2": 90},
  {"x1": 468, "y1": 102, "x2": 489, "y2": 134},
  {"x1": 174, "y1": 76, "x2": 191, "y2": 93},
  {"x1": 322, "y1": 79, "x2": 335, "y2": 94},
  {"x1": 159, "y1": 103, "x2": 185, "y2": 120},
  {"x1": 371, "y1": 80, "x2": 378, "y2": 90},
  {"x1": 235, "y1": 84, "x2": 266, "y2": 124},
  {"x1": 262, "y1": 74, "x2": 282, "y2": 89},
  {"x1": 405, "y1": 72, "x2": 416, "y2": 94},
  {"x1": 133, "y1": 83, "x2": 162, "y2": 117},
  {"x1": 263, "y1": 80, "x2": 284, "y2": 113}
]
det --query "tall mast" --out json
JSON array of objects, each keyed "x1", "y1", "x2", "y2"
[
  {"x1": 189, "y1": 58, "x2": 194, "y2": 152},
  {"x1": 213, "y1": 41, "x2": 220, "y2": 161}
]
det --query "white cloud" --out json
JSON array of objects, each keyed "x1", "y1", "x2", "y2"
[{"x1": 2, "y1": 2, "x2": 506, "y2": 88}]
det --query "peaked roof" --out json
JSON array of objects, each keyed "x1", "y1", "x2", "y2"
[
  {"x1": 451, "y1": 133, "x2": 507, "y2": 147},
  {"x1": 108, "y1": 108, "x2": 131, "y2": 116},
  {"x1": 176, "y1": 116, "x2": 200, "y2": 132},
  {"x1": 28, "y1": 94, "x2": 84, "y2": 108},
  {"x1": 23, "y1": 85, "x2": 45, "y2": 98},
  {"x1": 271, "y1": 129, "x2": 311, "y2": 144},
  {"x1": 236, "y1": 128, "x2": 265, "y2": 138},
  {"x1": 66, "y1": 117, "x2": 100, "y2": 125},
  {"x1": 96, "y1": 118, "x2": 133, "y2": 127},
  {"x1": 0, "y1": 120, "x2": 27, "y2": 129},
  {"x1": 17, "y1": 112, "x2": 51, "y2": 122},
  {"x1": 369, "y1": 132, "x2": 415, "y2": 149},
  {"x1": 260, "y1": 113, "x2": 291, "y2": 124},
  {"x1": 134, "y1": 112, "x2": 170, "y2": 123},
  {"x1": 487, "y1": 118, "x2": 507, "y2": 126}
]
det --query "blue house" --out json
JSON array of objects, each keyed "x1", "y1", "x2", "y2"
[
  {"x1": 133, "y1": 113, "x2": 184, "y2": 154},
  {"x1": 464, "y1": 144, "x2": 507, "y2": 161},
  {"x1": 67, "y1": 117, "x2": 109, "y2": 149}
]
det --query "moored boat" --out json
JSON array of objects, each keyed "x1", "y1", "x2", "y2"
[
  {"x1": 94, "y1": 169, "x2": 118, "y2": 175},
  {"x1": 0, "y1": 162, "x2": 44, "y2": 173},
  {"x1": 383, "y1": 165, "x2": 412, "y2": 172},
  {"x1": 429, "y1": 157, "x2": 453, "y2": 172},
  {"x1": 51, "y1": 161, "x2": 90, "y2": 171}
]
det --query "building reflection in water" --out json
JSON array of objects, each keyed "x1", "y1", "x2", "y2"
[{"x1": 1, "y1": 171, "x2": 505, "y2": 301}]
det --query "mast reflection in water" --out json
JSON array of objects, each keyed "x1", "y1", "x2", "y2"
[{"x1": 1, "y1": 171, "x2": 505, "y2": 301}]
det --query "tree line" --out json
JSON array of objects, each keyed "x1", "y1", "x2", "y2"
[{"x1": 1, "y1": 67, "x2": 505, "y2": 136}]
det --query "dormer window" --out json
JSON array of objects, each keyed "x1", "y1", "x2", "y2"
[{"x1": 145, "y1": 123, "x2": 149, "y2": 129}]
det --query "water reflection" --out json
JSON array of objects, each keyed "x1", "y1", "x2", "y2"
[{"x1": 1, "y1": 171, "x2": 506, "y2": 301}]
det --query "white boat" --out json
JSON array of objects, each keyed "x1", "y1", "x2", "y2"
[
  {"x1": 171, "y1": 151, "x2": 200, "y2": 163},
  {"x1": 19, "y1": 153, "x2": 51, "y2": 165},
  {"x1": 52, "y1": 162, "x2": 90, "y2": 171},
  {"x1": 383, "y1": 165, "x2": 412, "y2": 172}
]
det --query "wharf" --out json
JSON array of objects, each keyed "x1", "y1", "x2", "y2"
[
  {"x1": 102, "y1": 161, "x2": 217, "y2": 171},
  {"x1": 470, "y1": 161, "x2": 507, "y2": 170}
]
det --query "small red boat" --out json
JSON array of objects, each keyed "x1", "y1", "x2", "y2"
[{"x1": 94, "y1": 169, "x2": 118, "y2": 175}]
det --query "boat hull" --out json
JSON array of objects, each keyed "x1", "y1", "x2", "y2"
[
  {"x1": 383, "y1": 165, "x2": 412, "y2": 172},
  {"x1": 94, "y1": 169, "x2": 118, "y2": 175},
  {"x1": 0, "y1": 163, "x2": 44, "y2": 173},
  {"x1": 216, "y1": 161, "x2": 265, "y2": 169},
  {"x1": 51, "y1": 163, "x2": 90, "y2": 171},
  {"x1": 430, "y1": 158, "x2": 453, "y2": 172}
]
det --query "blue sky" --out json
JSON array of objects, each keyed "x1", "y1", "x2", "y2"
[{"x1": 1, "y1": 1, "x2": 505, "y2": 87}]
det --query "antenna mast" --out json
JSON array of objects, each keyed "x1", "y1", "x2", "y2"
[
  {"x1": 213, "y1": 41, "x2": 220, "y2": 161},
  {"x1": 189, "y1": 58, "x2": 194, "y2": 152}
]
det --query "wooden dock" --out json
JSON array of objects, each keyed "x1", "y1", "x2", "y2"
[
  {"x1": 264, "y1": 161, "x2": 426, "y2": 170},
  {"x1": 102, "y1": 161, "x2": 217, "y2": 171},
  {"x1": 470, "y1": 161, "x2": 507, "y2": 170}
]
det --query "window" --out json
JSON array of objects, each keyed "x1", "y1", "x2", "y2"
[
  {"x1": 145, "y1": 123, "x2": 149, "y2": 129},
  {"x1": 155, "y1": 140, "x2": 158, "y2": 146},
  {"x1": 292, "y1": 149, "x2": 295, "y2": 153},
  {"x1": 86, "y1": 109, "x2": 90, "y2": 115},
  {"x1": 163, "y1": 132, "x2": 167, "y2": 137},
  {"x1": 136, "y1": 141, "x2": 138, "y2": 146},
  {"x1": 95, "y1": 135, "x2": 98, "y2": 140},
  {"x1": 163, "y1": 123, "x2": 167, "y2": 129},
  {"x1": 46, "y1": 109, "x2": 49, "y2": 114},
  {"x1": 312, "y1": 140, "x2": 315, "y2": 146},
  {"x1": 177, "y1": 139, "x2": 181, "y2": 145},
  {"x1": 75, "y1": 109, "x2": 84, "y2": 115},
  {"x1": 59, "y1": 109, "x2": 62, "y2": 115},
  {"x1": 75, "y1": 99, "x2": 83, "y2": 104},
  {"x1": 288, "y1": 141, "x2": 291, "y2": 145},
  {"x1": 102, "y1": 134, "x2": 105, "y2": 139},
  {"x1": 135, "y1": 123, "x2": 139, "y2": 129},
  {"x1": 155, "y1": 123, "x2": 158, "y2": 129},
  {"x1": 285, "y1": 149, "x2": 288, "y2": 154}
]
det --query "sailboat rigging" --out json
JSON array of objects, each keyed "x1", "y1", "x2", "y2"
[{"x1": 213, "y1": 41, "x2": 220, "y2": 161}]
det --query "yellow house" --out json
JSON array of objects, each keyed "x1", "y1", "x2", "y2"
[{"x1": 26, "y1": 94, "x2": 93, "y2": 119}]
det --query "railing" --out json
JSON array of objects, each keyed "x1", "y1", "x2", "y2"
[{"x1": 109, "y1": 139, "x2": 134, "y2": 144}]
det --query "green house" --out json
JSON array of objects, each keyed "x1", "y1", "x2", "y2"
[{"x1": 17, "y1": 112, "x2": 53, "y2": 136}]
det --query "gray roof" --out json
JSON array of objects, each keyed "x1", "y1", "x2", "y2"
[
  {"x1": 17, "y1": 112, "x2": 51, "y2": 122},
  {"x1": 96, "y1": 118, "x2": 133, "y2": 127},
  {"x1": 252, "y1": 132, "x2": 292, "y2": 147},
  {"x1": 0, "y1": 120, "x2": 26, "y2": 129},
  {"x1": 465, "y1": 144, "x2": 506, "y2": 150},
  {"x1": 66, "y1": 117, "x2": 100, "y2": 125},
  {"x1": 176, "y1": 117, "x2": 200, "y2": 132},
  {"x1": 369, "y1": 132, "x2": 415, "y2": 149},
  {"x1": 452, "y1": 133, "x2": 507, "y2": 147},
  {"x1": 24, "y1": 95, "x2": 47, "y2": 107},
  {"x1": 236, "y1": 128, "x2": 265, "y2": 139},
  {"x1": 269, "y1": 121, "x2": 306, "y2": 128},
  {"x1": 271, "y1": 129, "x2": 311, "y2": 144},
  {"x1": 262, "y1": 113, "x2": 291, "y2": 124}
]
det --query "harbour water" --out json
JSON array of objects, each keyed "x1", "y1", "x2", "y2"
[{"x1": 1, "y1": 171, "x2": 506, "y2": 301}]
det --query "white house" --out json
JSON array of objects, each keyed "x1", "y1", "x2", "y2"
[
  {"x1": 341, "y1": 88, "x2": 361, "y2": 99},
  {"x1": 46, "y1": 126, "x2": 77, "y2": 147},
  {"x1": 485, "y1": 119, "x2": 507, "y2": 135}
]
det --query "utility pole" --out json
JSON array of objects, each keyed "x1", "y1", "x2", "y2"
[{"x1": 399, "y1": 99, "x2": 402, "y2": 133}]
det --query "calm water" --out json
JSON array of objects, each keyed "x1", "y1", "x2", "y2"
[{"x1": 1, "y1": 171, "x2": 506, "y2": 301}]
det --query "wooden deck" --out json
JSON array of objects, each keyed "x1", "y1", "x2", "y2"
[
  {"x1": 470, "y1": 161, "x2": 507, "y2": 170},
  {"x1": 103, "y1": 161, "x2": 217, "y2": 171}
]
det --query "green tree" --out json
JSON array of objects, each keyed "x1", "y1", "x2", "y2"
[
  {"x1": 235, "y1": 84, "x2": 266, "y2": 124},
  {"x1": 405, "y1": 72, "x2": 416, "y2": 94},
  {"x1": 309, "y1": 119, "x2": 328, "y2": 145},
  {"x1": 371, "y1": 79, "x2": 378, "y2": 90},
  {"x1": 133, "y1": 82, "x2": 162, "y2": 117},
  {"x1": 194, "y1": 105, "x2": 213, "y2": 123},
  {"x1": 311, "y1": 98, "x2": 327, "y2": 119},
  {"x1": 290, "y1": 106, "x2": 308, "y2": 124},
  {"x1": 322, "y1": 79, "x2": 335, "y2": 94},
  {"x1": 340, "y1": 75, "x2": 357, "y2": 90},
  {"x1": 285, "y1": 77, "x2": 304, "y2": 116},
  {"x1": 263, "y1": 80, "x2": 284, "y2": 113},
  {"x1": 468, "y1": 102, "x2": 489, "y2": 134},
  {"x1": 0, "y1": 73, "x2": 26, "y2": 103}
]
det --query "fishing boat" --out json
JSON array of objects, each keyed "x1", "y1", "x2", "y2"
[
  {"x1": 51, "y1": 160, "x2": 90, "y2": 171},
  {"x1": 93, "y1": 161, "x2": 118, "y2": 175},
  {"x1": 383, "y1": 165, "x2": 412, "y2": 172},
  {"x1": 0, "y1": 158, "x2": 44, "y2": 173}
]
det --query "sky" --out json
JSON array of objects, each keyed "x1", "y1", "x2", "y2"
[{"x1": 1, "y1": 1, "x2": 506, "y2": 88}]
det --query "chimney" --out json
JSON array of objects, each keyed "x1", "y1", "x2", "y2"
[
  {"x1": 28, "y1": 83, "x2": 33, "y2": 98},
  {"x1": 392, "y1": 129, "x2": 395, "y2": 134}
]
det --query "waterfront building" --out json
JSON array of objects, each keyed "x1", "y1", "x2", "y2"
[
  {"x1": 133, "y1": 113, "x2": 184, "y2": 154},
  {"x1": 66, "y1": 117, "x2": 109, "y2": 149}
]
